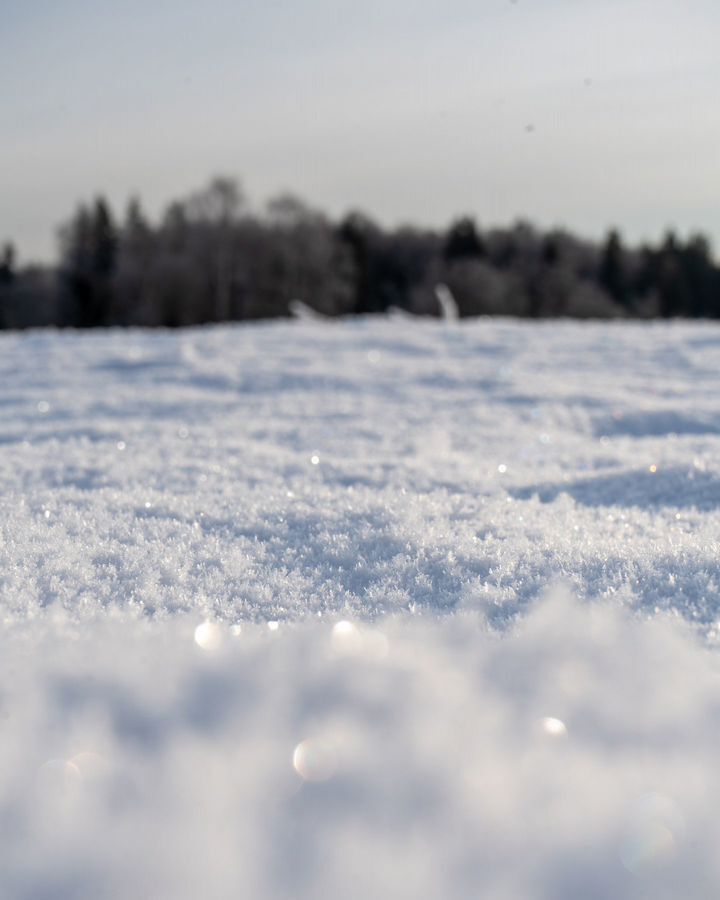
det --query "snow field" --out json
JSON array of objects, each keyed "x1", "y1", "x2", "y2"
[{"x1": 1, "y1": 317, "x2": 720, "y2": 897}]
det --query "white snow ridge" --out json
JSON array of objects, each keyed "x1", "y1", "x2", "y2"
[{"x1": 1, "y1": 317, "x2": 720, "y2": 898}]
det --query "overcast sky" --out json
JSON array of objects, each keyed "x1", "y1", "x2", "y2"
[{"x1": 2, "y1": 0, "x2": 718, "y2": 262}]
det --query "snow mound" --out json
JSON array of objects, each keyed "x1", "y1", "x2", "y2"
[{"x1": 2, "y1": 595, "x2": 720, "y2": 899}]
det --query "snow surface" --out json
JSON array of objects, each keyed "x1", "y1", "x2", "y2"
[{"x1": 2, "y1": 317, "x2": 720, "y2": 898}]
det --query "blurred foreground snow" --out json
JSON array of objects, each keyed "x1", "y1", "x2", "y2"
[{"x1": 1, "y1": 317, "x2": 720, "y2": 897}]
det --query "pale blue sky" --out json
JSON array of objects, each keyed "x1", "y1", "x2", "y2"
[{"x1": 2, "y1": 0, "x2": 718, "y2": 261}]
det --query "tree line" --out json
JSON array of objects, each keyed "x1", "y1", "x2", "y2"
[{"x1": 2, "y1": 176, "x2": 719, "y2": 328}]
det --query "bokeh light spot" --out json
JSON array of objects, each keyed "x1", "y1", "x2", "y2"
[
  {"x1": 292, "y1": 739, "x2": 337, "y2": 783},
  {"x1": 194, "y1": 621, "x2": 221, "y2": 651},
  {"x1": 541, "y1": 716, "x2": 568, "y2": 737}
]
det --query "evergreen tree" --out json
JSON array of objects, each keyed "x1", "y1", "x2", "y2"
[
  {"x1": 542, "y1": 234, "x2": 560, "y2": 267},
  {"x1": 60, "y1": 197, "x2": 118, "y2": 326},
  {"x1": 0, "y1": 243, "x2": 16, "y2": 285},
  {"x1": 90, "y1": 198, "x2": 118, "y2": 285},
  {"x1": 444, "y1": 217, "x2": 485, "y2": 261},
  {"x1": 680, "y1": 234, "x2": 716, "y2": 318},
  {"x1": 338, "y1": 212, "x2": 377, "y2": 314},
  {"x1": 124, "y1": 197, "x2": 151, "y2": 247},
  {"x1": 599, "y1": 229, "x2": 631, "y2": 310},
  {"x1": 657, "y1": 231, "x2": 691, "y2": 318}
]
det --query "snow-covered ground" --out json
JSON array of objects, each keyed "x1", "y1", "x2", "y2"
[{"x1": 2, "y1": 317, "x2": 720, "y2": 897}]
